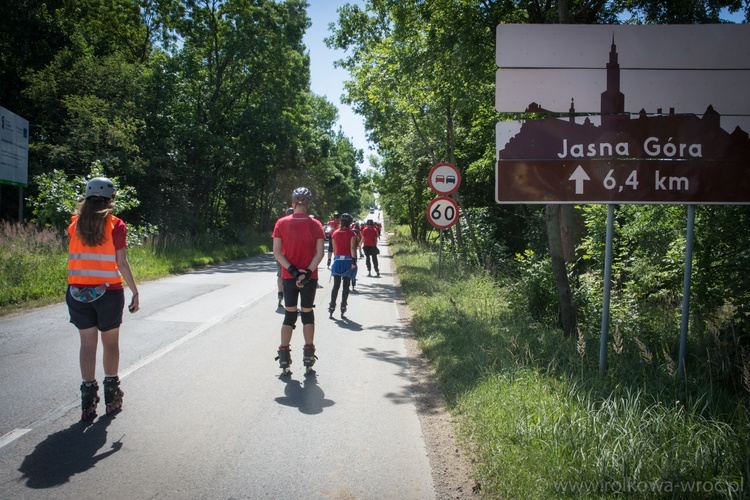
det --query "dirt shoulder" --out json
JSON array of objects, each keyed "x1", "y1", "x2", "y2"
[{"x1": 390, "y1": 247, "x2": 479, "y2": 499}]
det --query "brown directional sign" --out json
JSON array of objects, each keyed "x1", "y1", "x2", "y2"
[
  {"x1": 496, "y1": 159, "x2": 750, "y2": 204},
  {"x1": 495, "y1": 25, "x2": 750, "y2": 205}
]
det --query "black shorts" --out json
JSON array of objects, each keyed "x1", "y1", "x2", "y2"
[
  {"x1": 66, "y1": 286, "x2": 125, "y2": 331},
  {"x1": 282, "y1": 278, "x2": 317, "y2": 309}
]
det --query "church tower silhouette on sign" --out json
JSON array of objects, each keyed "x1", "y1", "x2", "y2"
[
  {"x1": 498, "y1": 38, "x2": 750, "y2": 162},
  {"x1": 600, "y1": 36, "x2": 625, "y2": 128}
]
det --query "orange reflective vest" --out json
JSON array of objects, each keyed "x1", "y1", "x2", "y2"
[{"x1": 67, "y1": 215, "x2": 123, "y2": 286}]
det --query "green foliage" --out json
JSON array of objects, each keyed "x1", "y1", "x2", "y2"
[
  {"x1": 391, "y1": 233, "x2": 750, "y2": 499},
  {"x1": 510, "y1": 249, "x2": 559, "y2": 324},
  {"x1": 0, "y1": 222, "x2": 67, "y2": 308},
  {"x1": 5, "y1": 0, "x2": 363, "y2": 236},
  {"x1": 577, "y1": 205, "x2": 750, "y2": 392},
  {"x1": 0, "y1": 222, "x2": 268, "y2": 313},
  {"x1": 29, "y1": 161, "x2": 139, "y2": 231}
]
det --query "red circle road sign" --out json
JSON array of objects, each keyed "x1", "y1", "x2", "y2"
[
  {"x1": 426, "y1": 196, "x2": 459, "y2": 229},
  {"x1": 428, "y1": 162, "x2": 461, "y2": 195}
]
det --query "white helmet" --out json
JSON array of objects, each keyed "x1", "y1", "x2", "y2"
[{"x1": 86, "y1": 177, "x2": 116, "y2": 199}]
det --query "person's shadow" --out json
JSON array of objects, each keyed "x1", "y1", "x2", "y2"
[
  {"x1": 18, "y1": 416, "x2": 123, "y2": 489},
  {"x1": 275, "y1": 374, "x2": 335, "y2": 415}
]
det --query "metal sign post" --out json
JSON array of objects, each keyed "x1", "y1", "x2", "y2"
[
  {"x1": 678, "y1": 205, "x2": 696, "y2": 379},
  {"x1": 438, "y1": 230, "x2": 443, "y2": 278},
  {"x1": 599, "y1": 204, "x2": 615, "y2": 375}
]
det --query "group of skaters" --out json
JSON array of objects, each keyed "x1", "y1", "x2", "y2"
[
  {"x1": 65, "y1": 180, "x2": 380, "y2": 422},
  {"x1": 272, "y1": 187, "x2": 383, "y2": 376}
]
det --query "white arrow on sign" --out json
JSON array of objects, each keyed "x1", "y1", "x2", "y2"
[{"x1": 569, "y1": 165, "x2": 590, "y2": 194}]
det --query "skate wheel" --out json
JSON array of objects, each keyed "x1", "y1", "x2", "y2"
[
  {"x1": 305, "y1": 367, "x2": 316, "y2": 376},
  {"x1": 106, "y1": 403, "x2": 122, "y2": 415},
  {"x1": 281, "y1": 368, "x2": 292, "y2": 376}
]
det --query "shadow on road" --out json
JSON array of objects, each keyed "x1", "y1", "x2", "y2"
[
  {"x1": 18, "y1": 416, "x2": 122, "y2": 489},
  {"x1": 275, "y1": 375, "x2": 335, "y2": 415},
  {"x1": 189, "y1": 254, "x2": 278, "y2": 275},
  {"x1": 328, "y1": 316, "x2": 364, "y2": 331}
]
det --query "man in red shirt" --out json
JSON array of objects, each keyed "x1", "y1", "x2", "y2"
[
  {"x1": 362, "y1": 219, "x2": 381, "y2": 277},
  {"x1": 272, "y1": 187, "x2": 326, "y2": 375}
]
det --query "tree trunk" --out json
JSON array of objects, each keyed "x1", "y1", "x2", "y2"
[
  {"x1": 546, "y1": 204, "x2": 576, "y2": 337},
  {"x1": 560, "y1": 204, "x2": 577, "y2": 263}
]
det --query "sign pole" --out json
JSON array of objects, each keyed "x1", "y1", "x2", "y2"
[
  {"x1": 427, "y1": 163, "x2": 461, "y2": 279},
  {"x1": 599, "y1": 204, "x2": 615, "y2": 376},
  {"x1": 678, "y1": 204, "x2": 696, "y2": 379},
  {"x1": 438, "y1": 230, "x2": 443, "y2": 278}
]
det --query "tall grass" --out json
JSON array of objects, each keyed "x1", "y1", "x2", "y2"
[
  {"x1": 390, "y1": 228, "x2": 749, "y2": 499},
  {"x1": 0, "y1": 222, "x2": 270, "y2": 315}
]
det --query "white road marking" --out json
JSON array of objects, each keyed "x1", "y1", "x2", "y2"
[{"x1": 0, "y1": 289, "x2": 271, "y2": 450}]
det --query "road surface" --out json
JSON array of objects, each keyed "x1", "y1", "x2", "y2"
[{"x1": 0, "y1": 234, "x2": 437, "y2": 499}]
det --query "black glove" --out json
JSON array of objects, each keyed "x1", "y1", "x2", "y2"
[
  {"x1": 287, "y1": 264, "x2": 300, "y2": 278},
  {"x1": 296, "y1": 269, "x2": 313, "y2": 288}
]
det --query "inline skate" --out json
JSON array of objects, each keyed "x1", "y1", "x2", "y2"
[
  {"x1": 275, "y1": 345, "x2": 292, "y2": 375},
  {"x1": 103, "y1": 376, "x2": 124, "y2": 415},
  {"x1": 80, "y1": 381, "x2": 100, "y2": 421},
  {"x1": 277, "y1": 291, "x2": 283, "y2": 309},
  {"x1": 340, "y1": 301, "x2": 347, "y2": 318},
  {"x1": 328, "y1": 302, "x2": 336, "y2": 318},
  {"x1": 303, "y1": 344, "x2": 317, "y2": 375}
]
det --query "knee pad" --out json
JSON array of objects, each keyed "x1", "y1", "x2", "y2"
[
  {"x1": 283, "y1": 310, "x2": 298, "y2": 328},
  {"x1": 300, "y1": 310, "x2": 315, "y2": 325}
]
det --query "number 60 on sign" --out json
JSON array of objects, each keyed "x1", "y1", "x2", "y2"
[{"x1": 427, "y1": 196, "x2": 459, "y2": 229}]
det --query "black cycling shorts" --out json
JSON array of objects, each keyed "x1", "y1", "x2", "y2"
[
  {"x1": 66, "y1": 286, "x2": 125, "y2": 332},
  {"x1": 282, "y1": 278, "x2": 317, "y2": 309}
]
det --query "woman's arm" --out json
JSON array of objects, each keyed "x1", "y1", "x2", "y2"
[{"x1": 116, "y1": 248, "x2": 139, "y2": 313}]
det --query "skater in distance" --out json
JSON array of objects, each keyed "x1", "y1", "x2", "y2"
[
  {"x1": 66, "y1": 177, "x2": 139, "y2": 420},
  {"x1": 361, "y1": 219, "x2": 380, "y2": 277},
  {"x1": 272, "y1": 187, "x2": 326, "y2": 375},
  {"x1": 328, "y1": 213, "x2": 359, "y2": 318}
]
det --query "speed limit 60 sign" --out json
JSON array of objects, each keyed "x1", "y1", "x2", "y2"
[{"x1": 427, "y1": 196, "x2": 459, "y2": 229}]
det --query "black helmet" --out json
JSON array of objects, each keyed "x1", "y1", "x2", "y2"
[
  {"x1": 340, "y1": 213, "x2": 353, "y2": 225},
  {"x1": 285, "y1": 207, "x2": 294, "y2": 215},
  {"x1": 333, "y1": 211, "x2": 340, "y2": 218},
  {"x1": 86, "y1": 177, "x2": 116, "y2": 199},
  {"x1": 291, "y1": 187, "x2": 312, "y2": 205},
  {"x1": 366, "y1": 219, "x2": 374, "y2": 226}
]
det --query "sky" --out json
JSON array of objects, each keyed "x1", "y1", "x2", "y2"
[
  {"x1": 303, "y1": 0, "x2": 375, "y2": 171},
  {"x1": 303, "y1": 3, "x2": 746, "y2": 168}
]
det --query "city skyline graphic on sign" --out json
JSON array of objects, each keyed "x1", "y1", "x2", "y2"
[{"x1": 497, "y1": 37, "x2": 750, "y2": 163}]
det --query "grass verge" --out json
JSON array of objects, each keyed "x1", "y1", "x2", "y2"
[
  {"x1": 390, "y1": 229, "x2": 749, "y2": 499},
  {"x1": 0, "y1": 222, "x2": 269, "y2": 316}
]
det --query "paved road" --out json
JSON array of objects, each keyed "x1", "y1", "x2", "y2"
[{"x1": 0, "y1": 236, "x2": 435, "y2": 499}]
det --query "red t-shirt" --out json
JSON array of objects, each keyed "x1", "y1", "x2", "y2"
[
  {"x1": 332, "y1": 228, "x2": 356, "y2": 257},
  {"x1": 273, "y1": 214, "x2": 325, "y2": 279},
  {"x1": 326, "y1": 219, "x2": 340, "y2": 232},
  {"x1": 361, "y1": 225, "x2": 378, "y2": 247}
]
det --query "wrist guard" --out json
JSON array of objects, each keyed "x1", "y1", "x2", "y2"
[
  {"x1": 296, "y1": 269, "x2": 313, "y2": 288},
  {"x1": 287, "y1": 264, "x2": 300, "y2": 278}
]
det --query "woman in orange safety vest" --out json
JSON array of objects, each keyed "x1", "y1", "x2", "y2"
[{"x1": 66, "y1": 177, "x2": 139, "y2": 420}]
